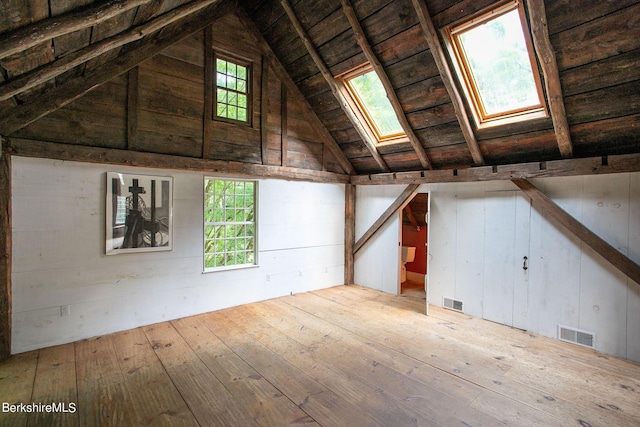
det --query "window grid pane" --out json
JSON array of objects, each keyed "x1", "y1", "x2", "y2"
[
  {"x1": 215, "y1": 57, "x2": 249, "y2": 123},
  {"x1": 204, "y1": 178, "x2": 257, "y2": 270}
]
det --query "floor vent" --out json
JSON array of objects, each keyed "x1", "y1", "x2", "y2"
[
  {"x1": 443, "y1": 297, "x2": 463, "y2": 313},
  {"x1": 558, "y1": 325, "x2": 595, "y2": 349}
]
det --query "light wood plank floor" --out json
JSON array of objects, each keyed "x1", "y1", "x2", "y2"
[{"x1": 1, "y1": 285, "x2": 639, "y2": 426}]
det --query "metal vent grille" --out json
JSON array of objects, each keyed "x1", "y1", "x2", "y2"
[
  {"x1": 558, "y1": 325, "x2": 595, "y2": 349},
  {"x1": 443, "y1": 297, "x2": 463, "y2": 312}
]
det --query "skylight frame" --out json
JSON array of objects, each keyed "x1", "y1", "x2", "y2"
[
  {"x1": 444, "y1": 0, "x2": 548, "y2": 128},
  {"x1": 340, "y1": 63, "x2": 407, "y2": 144}
]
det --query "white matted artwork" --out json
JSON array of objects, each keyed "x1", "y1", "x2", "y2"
[{"x1": 106, "y1": 172, "x2": 173, "y2": 254}]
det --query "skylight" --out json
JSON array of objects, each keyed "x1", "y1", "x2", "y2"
[
  {"x1": 342, "y1": 64, "x2": 405, "y2": 143},
  {"x1": 445, "y1": 0, "x2": 547, "y2": 128}
]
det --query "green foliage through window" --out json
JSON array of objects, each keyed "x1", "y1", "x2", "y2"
[
  {"x1": 204, "y1": 178, "x2": 256, "y2": 270},
  {"x1": 347, "y1": 70, "x2": 404, "y2": 138},
  {"x1": 215, "y1": 57, "x2": 249, "y2": 123}
]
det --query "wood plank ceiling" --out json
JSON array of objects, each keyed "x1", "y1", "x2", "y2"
[{"x1": 0, "y1": 0, "x2": 639, "y2": 177}]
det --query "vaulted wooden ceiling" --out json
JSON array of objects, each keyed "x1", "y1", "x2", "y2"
[{"x1": 1, "y1": 0, "x2": 639, "y2": 180}]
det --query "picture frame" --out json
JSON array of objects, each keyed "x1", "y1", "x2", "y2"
[{"x1": 106, "y1": 172, "x2": 173, "y2": 255}]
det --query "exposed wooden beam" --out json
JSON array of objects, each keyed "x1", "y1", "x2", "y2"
[
  {"x1": 345, "y1": 184, "x2": 356, "y2": 285},
  {"x1": 404, "y1": 205, "x2": 420, "y2": 229},
  {"x1": 512, "y1": 178, "x2": 640, "y2": 286},
  {"x1": 0, "y1": 0, "x2": 151, "y2": 60},
  {"x1": 354, "y1": 184, "x2": 419, "y2": 254},
  {"x1": 350, "y1": 153, "x2": 640, "y2": 185},
  {"x1": 525, "y1": 0, "x2": 573, "y2": 158},
  {"x1": 6, "y1": 137, "x2": 350, "y2": 184},
  {"x1": 279, "y1": 0, "x2": 390, "y2": 173},
  {"x1": 260, "y1": 55, "x2": 270, "y2": 165},
  {"x1": 235, "y1": 6, "x2": 356, "y2": 175},
  {"x1": 0, "y1": 0, "x2": 223, "y2": 102},
  {"x1": 203, "y1": 25, "x2": 214, "y2": 159},
  {"x1": 281, "y1": 83, "x2": 288, "y2": 167},
  {"x1": 340, "y1": 0, "x2": 432, "y2": 170},
  {"x1": 0, "y1": 0, "x2": 232, "y2": 137},
  {"x1": 0, "y1": 143, "x2": 11, "y2": 361},
  {"x1": 126, "y1": 67, "x2": 139, "y2": 150},
  {"x1": 411, "y1": 0, "x2": 484, "y2": 166}
]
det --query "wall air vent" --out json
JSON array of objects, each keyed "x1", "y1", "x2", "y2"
[
  {"x1": 558, "y1": 325, "x2": 595, "y2": 349},
  {"x1": 443, "y1": 297, "x2": 463, "y2": 313}
]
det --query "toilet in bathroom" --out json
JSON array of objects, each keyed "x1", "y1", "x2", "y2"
[{"x1": 401, "y1": 246, "x2": 416, "y2": 283}]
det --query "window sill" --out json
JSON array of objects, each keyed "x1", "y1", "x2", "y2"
[{"x1": 203, "y1": 264, "x2": 259, "y2": 274}]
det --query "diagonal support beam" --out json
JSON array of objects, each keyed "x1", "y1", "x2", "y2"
[
  {"x1": 0, "y1": 0, "x2": 232, "y2": 136},
  {"x1": 354, "y1": 184, "x2": 419, "y2": 254},
  {"x1": 0, "y1": 0, "x2": 152, "y2": 60},
  {"x1": 512, "y1": 178, "x2": 640, "y2": 286},
  {"x1": 525, "y1": 0, "x2": 573, "y2": 158},
  {"x1": 235, "y1": 6, "x2": 355, "y2": 175},
  {"x1": 0, "y1": 0, "x2": 223, "y2": 102},
  {"x1": 341, "y1": 0, "x2": 432, "y2": 170},
  {"x1": 279, "y1": 0, "x2": 390, "y2": 173},
  {"x1": 411, "y1": 0, "x2": 484, "y2": 166}
]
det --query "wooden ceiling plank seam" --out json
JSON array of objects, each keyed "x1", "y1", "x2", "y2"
[
  {"x1": 235, "y1": 5, "x2": 356, "y2": 175},
  {"x1": 0, "y1": 0, "x2": 223, "y2": 102},
  {"x1": 353, "y1": 183, "x2": 420, "y2": 254},
  {"x1": 350, "y1": 152, "x2": 640, "y2": 185},
  {"x1": 410, "y1": 0, "x2": 485, "y2": 166},
  {"x1": 279, "y1": 0, "x2": 390, "y2": 173},
  {"x1": 512, "y1": 178, "x2": 640, "y2": 286},
  {"x1": 340, "y1": 0, "x2": 432, "y2": 170},
  {"x1": 5, "y1": 136, "x2": 350, "y2": 184},
  {"x1": 0, "y1": 0, "x2": 233, "y2": 137},
  {"x1": 525, "y1": 0, "x2": 573, "y2": 159},
  {"x1": 0, "y1": 0, "x2": 152, "y2": 61}
]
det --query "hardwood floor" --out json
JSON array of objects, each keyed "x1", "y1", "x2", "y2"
[{"x1": 1, "y1": 284, "x2": 639, "y2": 426}]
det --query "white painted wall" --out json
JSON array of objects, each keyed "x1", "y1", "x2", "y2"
[
  {"x1": 354, "y1": 185, "x2": 406, "y2": 294},
  {"x1": 11, "y1": 157, "x2": 345, "y2": 353},
  {"x1": 354, "y1": 174, "x2": 640, "y2": 363}
]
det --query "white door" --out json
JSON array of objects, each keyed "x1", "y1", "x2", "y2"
[{"x1": 482, "y1": 190, "x2": 531, "y2": 329}]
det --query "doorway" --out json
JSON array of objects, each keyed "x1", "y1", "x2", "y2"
[{"x1": 399, "y1": 193, "x2": 429, "y2": 304}]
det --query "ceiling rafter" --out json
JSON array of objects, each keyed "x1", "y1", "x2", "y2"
[
  {"x1": 279, "y1": 0, "x2": 390, "y2": 173},
  {"x1": 0, "y1": 0, "x2": 232, "y2": 137},
  {"x1": 410, "y1": 0, "x2": 485, "y2": 166},
  {"x1": 525, "y1": 0, "x2": 573, "y2": 158},
  {"x1": 0, "y1": 0, "x2": 152, "y2": 61},
  {"x1": 235, "y1": 6, "x2": 356, "y2": 175},
  {"x1": 0, "y1": 0, "x2": 224, "y2": 102},
  {"x1": 340, "y1": 0, "x2": 432, "y2": 170}
]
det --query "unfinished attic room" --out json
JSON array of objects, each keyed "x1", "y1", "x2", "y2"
[{"x1": 1, "y1": 0, "x2": 640, "y2": 425}]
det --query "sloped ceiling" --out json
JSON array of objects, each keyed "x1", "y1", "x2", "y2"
[{"x1": 1, "y1": 0, "x2": 639, "y2": 178}]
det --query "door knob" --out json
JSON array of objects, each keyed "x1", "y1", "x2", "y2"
[{"x1": 523, "y1": 256, "x2": 528, "y2": 271}]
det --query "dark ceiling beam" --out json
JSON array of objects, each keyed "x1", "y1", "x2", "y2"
[
  {"x1": 0, "y1": 0, "x2": 232, "y2": 137},
  {"x1": 340, "y1": 0, "x2": 432, "y2": 170},
  {"x1": 410, "y1": 0, "x2": 485, "y2": 166},
  {"x1": 354, "y1": 184, "x2": 419, "y2": 254},
  {"x1": 350, "y1": 153, "x2": 640, "y2": 185},
  {"x1": 0, "y1": 0, "x2": 152, "y2": 60},
  {"x1": 0, "y1": 0, "x2": 224, "y2": 102},
  {"x1": 526, "y1": 0, "x2": 573, "y2": 158},
  {"x1": 279, "y1": 0, "x2": 390, "y2": 173},
  {"x1": 512, "y1": 179, "x2": 639, "y2": 286},
  {"x1": 235, "y1": 6, "x2": 356, "y2": 175},
  {"x1": 6, "y1": 137, "x2": 350, "y2": 184}
]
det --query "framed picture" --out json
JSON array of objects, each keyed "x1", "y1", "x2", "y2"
[{"x1": 106, "y1": 172, "x2": 173, "y2": 255}]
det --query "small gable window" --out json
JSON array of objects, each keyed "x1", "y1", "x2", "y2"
[
  {"x1": 341, "y1": 63, "x2": 405, "y2": 143},
  {"x1": 215, "y1": 53, "x2": 251, "y2": 124},
  {"x1": 445, "y1": 0, "x2": 547, "y2": 128}
]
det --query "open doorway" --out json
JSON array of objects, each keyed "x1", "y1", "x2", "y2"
[{"x1": 399, "y1": 193, "x2": 429, "y2": 302}]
